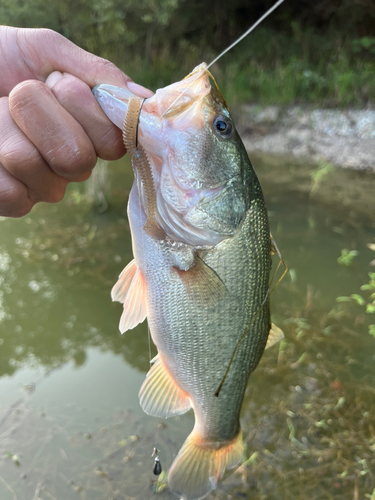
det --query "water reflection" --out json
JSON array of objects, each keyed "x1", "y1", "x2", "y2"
[
  {"x1": 0, "y1": 155, "x2": 374, "y2": 499},
  {"x1": 0, "y1": 159, "x2": 373, "y2": 379}
]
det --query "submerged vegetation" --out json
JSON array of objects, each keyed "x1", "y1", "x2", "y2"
[
  {"x1": 1, "y1": 0, "x2": 374, "y2": 106},
  {"x1": 1, "y1": 157, "x2": 374, "y2": 499},
  {"x1": 1, "y1": 318, "x2": 374, "y2": 500},
  {"x1": 336, "y1": 244, "x2": 375, "y2": 339}
]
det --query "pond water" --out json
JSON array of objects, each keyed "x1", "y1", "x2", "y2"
[{"x1": 0, "y1": 155, "x2": 374, "y2": 500}]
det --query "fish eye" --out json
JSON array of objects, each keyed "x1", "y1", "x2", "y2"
[{"x1": 213, "y1": 116, "x2": 233, "y2": 139}]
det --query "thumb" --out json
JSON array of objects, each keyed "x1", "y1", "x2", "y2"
[{"x1": 17, "y1": 28, "x2": 151, "y2": 92}]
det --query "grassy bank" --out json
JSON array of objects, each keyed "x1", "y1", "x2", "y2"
[
  {"x1": 2, "y1": 0, "x2": 374, "y2": 108},
  {"x1": 120, "y1": 28, "x2": 375, "y2": 108}
]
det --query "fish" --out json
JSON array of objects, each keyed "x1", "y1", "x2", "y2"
[{"x1": 92, "y1": 63, "x2": 284, "y2": 500}]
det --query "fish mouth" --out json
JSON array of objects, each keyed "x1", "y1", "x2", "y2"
[
  {"x1": 92, "y1": 84, "x2": 135, "y2": 129},
  {"x1": 92, "y1": 63, "x2": 216, "y2": 194},
  {"x1": 92, "y1": 63, "x2": 211, "y2": 127},
  {"x1": 157, "y1": 63, "x2": 211, "y2": 118},
  {"x1": 93, "y1": 83, "x2": 162, "y2": 157},
  {"x1": 93, "y1": 65, "x2": 237, "y2": 247}
]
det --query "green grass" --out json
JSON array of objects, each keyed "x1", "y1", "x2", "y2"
[{"x1": 121, "y1": 29, "x2": 375, "y2": 107}]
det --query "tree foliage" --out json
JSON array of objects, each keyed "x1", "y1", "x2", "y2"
[
  {"x1": 1, "y1": 0, "x2": 374, "y2": 104},
  {"x1": 2, "y1": 0, "x2": 374, "y2": 57}
]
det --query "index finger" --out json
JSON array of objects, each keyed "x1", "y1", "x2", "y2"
[{"x1": 2, "y1": 27, "x2": 154, "y2": 96}]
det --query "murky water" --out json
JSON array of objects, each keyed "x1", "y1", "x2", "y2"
[{"x1": 0, "y1": 155, "x2": 374, "y2": 500}]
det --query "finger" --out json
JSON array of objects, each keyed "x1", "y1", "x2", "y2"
[
  {"x1": 0, "y1": 96, "x2": 68, "y2": 204},
  {"x1": 45, "y1": 72, "x2": 125, "y2": 161},
  {"x1": 0, "y1": 162, "x2": 33, "y2": 217},
  {"x1": 9, "y1": 80, "x2": 97, "y2": 181},
  {"x1": 15, "y1": 28, "x2": 154, "y2": 94}
]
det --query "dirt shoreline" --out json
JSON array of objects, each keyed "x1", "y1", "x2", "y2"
[{"x1": 236, "y1": 105, "x2": 375, "y2": 172}]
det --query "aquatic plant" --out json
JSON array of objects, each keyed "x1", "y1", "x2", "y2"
[
  {"x1": 310, "y1": 161, "x2": 335, "y2": 195},
  {"x1": 337, "y1": 249, "x2": 359, "y2": 267},
  {"x1": 336, "y1": 242, "x2": 375, "y2": 338}
]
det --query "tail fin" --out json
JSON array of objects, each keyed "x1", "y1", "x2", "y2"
[{"x1": 168, "y1": 428, "x2": 243, "y2": 500}]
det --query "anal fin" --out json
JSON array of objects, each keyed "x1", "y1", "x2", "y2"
[
  {"x1": 111, "y1": 259, "x2": 147, "y2": 333},
  {"x1": 139, "y1": 355, "x2": 191, "y2": 418},
  {"x1": 265, "y1": 322, "x2": 284, "y2": 349}
]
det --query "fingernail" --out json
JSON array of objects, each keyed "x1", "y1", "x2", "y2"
[
  {"x1": 127, "y1": 81, "x2": 154, "y2": 98},
  {"x1": 45, "y1": 71, "x2": 64, "y2": 88}
]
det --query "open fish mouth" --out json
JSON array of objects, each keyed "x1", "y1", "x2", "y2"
[
  {"x1": 94, "y1": 62, "x2": 252, "y2": 251},
  {"x1": 92, "y1": 63, "x2": 210, "y2": 128}
]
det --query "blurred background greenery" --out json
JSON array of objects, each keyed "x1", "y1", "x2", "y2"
[{"x1": 1, "y1": 0, "x2": 374, "y2": 106}]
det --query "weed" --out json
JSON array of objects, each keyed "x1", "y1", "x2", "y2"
[
  {"x1": 310, "y1": 162, "x2": 335, "y2": 194},
  {"x1": 335, "y1": 242, "x2": 375, "y2": 338},
  {"x1": 337, "y1": 249, "x2": 359, "y2": 267}
]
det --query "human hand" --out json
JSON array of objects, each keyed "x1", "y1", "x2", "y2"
[{"x1": 0, "y1": 26, "x2": 153, "y2": 217}]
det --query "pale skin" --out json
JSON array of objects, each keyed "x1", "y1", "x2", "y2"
[{"x1": 0, "y1": 26, "x2": 153, "y2": 217}]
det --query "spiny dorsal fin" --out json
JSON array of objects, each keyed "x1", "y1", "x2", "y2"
[
  {"x1": 177, "y1": 254, "x2": 227, "y2": 307},
  {"x1": 111, "y1": 259, "x2": 147, "y2": 333},
  {"x1": 139, "y1": 355, "x2": 192, "y2": 417},
  {"x1": 265, "y1": 322, "x2": 284, "y2": 349}
]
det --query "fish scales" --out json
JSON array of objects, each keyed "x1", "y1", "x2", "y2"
[
  {"x1": 93, "y1": 63, "x2": 277, "y2": 500},
  {"x1": 130, "y1": 179, "x2": 270, "y2": 439}
]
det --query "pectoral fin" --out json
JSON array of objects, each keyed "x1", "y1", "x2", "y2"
[
  {"x1": 178, "y1": 254, "x2": 227, "y2": 307},
  {"x1": 111, "y1": 259, "x2": 147, "y2": 333},
  {"x1": 139, "y1": 355, "x2": 192, "y2": 417},
  {"x1": 265, "y1": 323, "x2": 284, "y2": 349}
]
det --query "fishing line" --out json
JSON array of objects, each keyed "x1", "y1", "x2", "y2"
[
  {"x1": 160, "y1": 0, "x2": 285, "y2": 119},
  {"x1": 122, "y1": 97, "x2": 152, "y2": 364},
  {"x1": 269, "y1": 234, "x2": 288, "y2": 294},
  {"x1": 147, "y1": 323, "x2": 152, "y2": 365},
  {"x1": 214, "y1": 288, "x2": 269, "y2": 397},
  {"x1": 206, "y1": 0, "x2": 285, "y2": 70},
  {"x1": 215, "y1": 236, "x2": 288, "y2": 397},
  {"x1": 135, "y1": 98, "x2": 145, "y2": 148},
  {"x1": 135, "y1": 0, "x2": 288, "y2": 386}
]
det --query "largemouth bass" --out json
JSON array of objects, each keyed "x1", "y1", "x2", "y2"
[{"x1": 93, "y1": 64, "x2": 283, "y2": 500}]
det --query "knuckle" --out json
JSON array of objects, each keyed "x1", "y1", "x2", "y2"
[
  {"x1": 34, "y1": 28, "x2": 63, "y2": 49},
  {"x1": 11, "y1": 204, "x2": 32, "y2": 218},
  {"x1": 46, "y1": 182, "x2": 67, "y2": 204},
  {"x1": 51, "y1": 189, "x2": 65, "y2": 204},
  {"x1": 97, "y1": 57, "x2": 120, "y2": 73},
  {"x1": 52, "y1": 74, "x2": 88, "y2": 102},
  {"x1": 2, "y1": 143, "x2": 41, "y2": 174},
  {"x1": 9, "y1": 80, "x2": 49, "y2": 116},
  {"x1": 72, "y1": 148, "x2": 97, "y2": 172},
  {"x1": 0, "y1": 184, "x2": 20, "y2": 207},
  {"x1": 96, "y1": 128, "x2": 124, "y2": 161},
  {"x1": 94, "y1": 56, "x2": 131, "y2": 85},
  {"x1": 10, "y1": 80, "x2": 47, "y2": 101},
  {"x1": 53, "y1": 146, "x2": 97, "y2": 178},
  {"x1": 0, "y1": 184, "x2": 31, "y2": 217}
]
